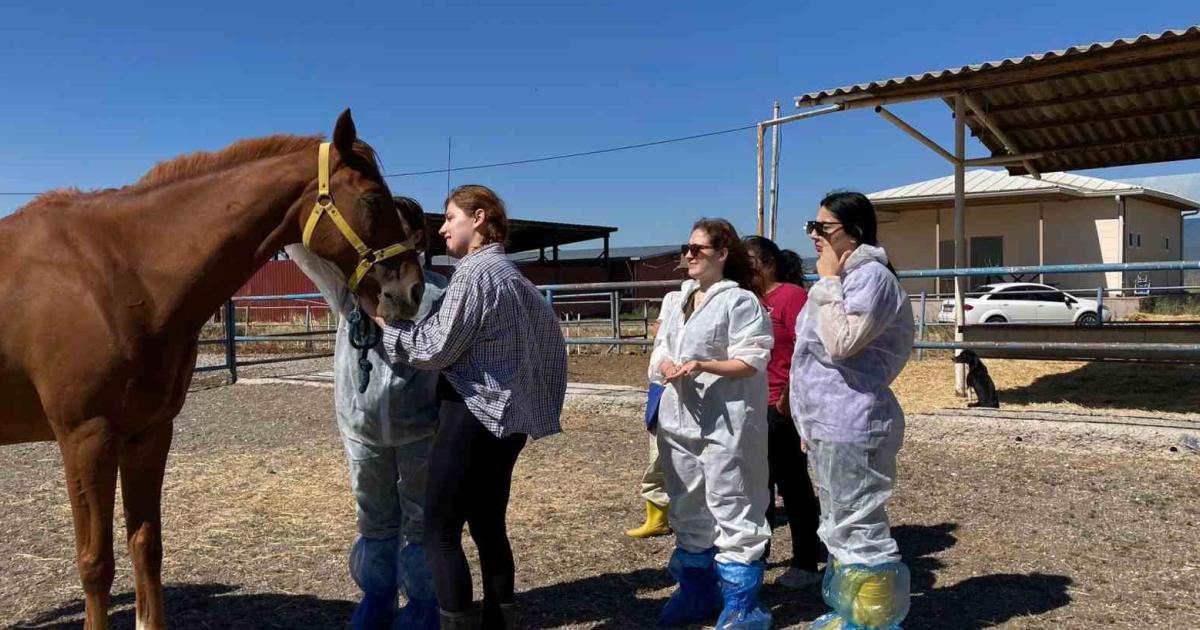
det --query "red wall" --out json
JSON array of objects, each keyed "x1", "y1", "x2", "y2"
[{"x1": 233, "y1": 260, "x2": 331, "y2": 323}]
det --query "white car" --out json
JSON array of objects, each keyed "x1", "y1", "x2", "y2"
[{"x1": 937, "y1": 282, "x2": 1114, "y2": 326}]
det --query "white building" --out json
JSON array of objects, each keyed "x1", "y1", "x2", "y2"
[{"x1": 869, "y1": 170, "x2": 1199, "y2": 297}]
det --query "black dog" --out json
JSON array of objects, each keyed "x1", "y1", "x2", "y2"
[{"x1": 953, "y1": 350, "x2": 1000, "y2": 408}]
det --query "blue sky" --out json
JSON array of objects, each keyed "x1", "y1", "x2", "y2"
[{"x1": 2, "y1": 1, "x2": 1197, "y2": 256}]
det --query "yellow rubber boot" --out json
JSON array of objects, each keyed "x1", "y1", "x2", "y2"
[{"x1": 625, "y1": 501, "x2": 672, "y2": 538}]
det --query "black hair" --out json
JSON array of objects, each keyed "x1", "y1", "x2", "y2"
[
  {"x1": 743, "y1": 235, "x2": 808, "y2": 289},
  {"x1": 819, "y1": 190, "x2": 898, "y2": 276}
]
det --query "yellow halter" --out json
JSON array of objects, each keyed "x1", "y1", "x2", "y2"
[{"x1": 301, "y1": 142, "x2": 415, "y2": 292}]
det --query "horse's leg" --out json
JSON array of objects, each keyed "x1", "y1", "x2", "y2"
[
  {"x1": 119, "y1": 420, "x2": 173, "y2": 630},
  {"x1": 59, "y1": 418, "x2": 120, "y2": 630}
]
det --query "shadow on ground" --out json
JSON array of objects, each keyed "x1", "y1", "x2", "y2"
[{"x1": 11, "y1": 524, "x2": 1071, "y2": 630}]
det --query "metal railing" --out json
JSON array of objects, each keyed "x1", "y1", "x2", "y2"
[
  {"x1": 548, "y1": 262, "x2": 1200, "y2": 360},
  {"x1": 196, "y1": 294, "x2": 338, "y2": 383},
  {"x1": 197, "y1": 259, "x2": 1200, "y2": 381}
]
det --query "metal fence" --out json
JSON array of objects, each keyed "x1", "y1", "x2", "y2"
[
  {"x1": 197, "y1": 259, "x2": 1200, "y2": 381},
  {"x1": 196, "y1": 293, "x2": 336, "y2": 383}
]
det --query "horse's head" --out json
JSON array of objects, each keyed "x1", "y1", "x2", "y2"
[{"x1": 300, "y1": 109, "x2": 425, "y2": 321}]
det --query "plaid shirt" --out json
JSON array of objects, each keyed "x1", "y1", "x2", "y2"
[{"x1": 381, "y1": 244, "x2": 566, "y2": 439}]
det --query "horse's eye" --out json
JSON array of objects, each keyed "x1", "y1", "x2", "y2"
[{"x1": 360, "y1": 193, "x2": 385, "y2": 211}]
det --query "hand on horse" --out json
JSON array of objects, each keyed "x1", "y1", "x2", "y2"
[{"x1": 360, "y1": 293, "x2": 386, "y2": 329}]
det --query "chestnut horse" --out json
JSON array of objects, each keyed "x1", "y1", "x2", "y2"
[{"x1": 0, "y1": 110, "x2": 425, "y2": 629}]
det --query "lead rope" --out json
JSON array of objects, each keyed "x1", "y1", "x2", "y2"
[{"x1": 346, "y1": 306, "x2": 381, "y2": 393}]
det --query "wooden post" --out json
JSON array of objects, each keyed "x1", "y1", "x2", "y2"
[{"x1": 769, "y1": 102, "x2": 782, "y2": 240}]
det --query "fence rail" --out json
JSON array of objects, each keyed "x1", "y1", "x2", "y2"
[{"x1": 198, "y1": 259, "x2": 1200, "y2": 382}]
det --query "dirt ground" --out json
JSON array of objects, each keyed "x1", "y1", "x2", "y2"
[{"x1": 2, "y1": 355, "x2": 1199, "y2": 629}]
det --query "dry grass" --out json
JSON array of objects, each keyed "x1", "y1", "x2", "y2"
[
  {"x1": 3, "y1": 357, "x2": 1199, "y2": 628},
  {"x1": 1124, "y1": 312, "x2": 1200, "y2": 322},
  {"x1": 573, "y1": 353, "x2": 1200, "y2": 420},
  {"x1": 896, "y1": 358, "x2": 1200, "y2": 418}
]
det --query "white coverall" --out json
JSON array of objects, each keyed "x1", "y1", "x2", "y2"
[
  {"x1": 648, "y1": 279, "x2": 774, "y2": 565},
  {"x1": 788, "y1": 244, "x2": 914, "y2": 567},
  {"x1": 285, "y1": 244, "x2": 446, "y2": 542}
]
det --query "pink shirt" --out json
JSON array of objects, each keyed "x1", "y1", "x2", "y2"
[{"x1": 763, "y1": 283, "x2": 808, "y2": 404}]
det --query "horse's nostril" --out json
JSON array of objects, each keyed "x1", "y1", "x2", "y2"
[{"x1": 409, "y1": 282, "x2": 424, "y2": 305}]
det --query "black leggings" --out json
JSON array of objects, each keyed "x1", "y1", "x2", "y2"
[
  {"x1": 766, "y1": 406, "x2": 826, "y2": 571},
  {"x1": 424, "y1": 399, "x2": 527, "y2": 615}
]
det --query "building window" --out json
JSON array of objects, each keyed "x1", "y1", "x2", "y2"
[
  {"x1": 1165, "y1": 236, "x2": 1170, "y2": 250},
  {"x1": 1128, "y1": 233, "x2": 1143, "y2": 248}
]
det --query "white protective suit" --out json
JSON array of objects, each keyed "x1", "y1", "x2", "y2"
[
  {"x1": 648, "y1": 279, "x2": 774, "y2": 565},
  {"x1": 285, "y1": 244, "x2": 447, "y2": 541},
  {"x1": 788, "y1": 244, "x2": 914, "y2": 567}
]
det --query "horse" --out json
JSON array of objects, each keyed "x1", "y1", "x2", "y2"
[{"x1": 0, "y1": 110, "x2": 426, "y2": 630}]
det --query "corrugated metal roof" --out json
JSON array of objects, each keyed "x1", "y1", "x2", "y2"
[
  {"x1": 868, "y1": 169, "x2": 1199, "y2": 209},
  {"x1": 1119, "y1": 173, "x2": 1200, "y2": 204},
  {"x1": 796, "y1": 27, "x2": 1200, "y2": 105},
  {"x1": 794, "y1": 27, "x2": 1200, "y2": 174}
]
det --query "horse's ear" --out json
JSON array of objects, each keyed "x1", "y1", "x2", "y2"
[{"x1": 333, "y1": 109, "x2": 357, "y2": 155}]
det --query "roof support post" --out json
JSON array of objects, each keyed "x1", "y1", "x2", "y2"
[
  {"x1": 875, "y1": 106, "x2": 957, "y2": 163},
  {"x1": 963, "y1": 151, "x2": 1046, "y2": 166},
  {"x1": 604, "y1": 234, "x2": 612, "y2": 281},
  {"x1": 954, "y1": 93, "x2": 968, "y2": 396},
  {"x1": 553, "y1": 228, "x2": 561, "y2": 284},
  {"x1": 962, "y1": 92, "x2": 1041, "y2": 178}
]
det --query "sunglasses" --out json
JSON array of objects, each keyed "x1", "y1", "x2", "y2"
[
  {"x1": 680, "y1": 243, "x2": 717, "y2": 257},
  {"x1": 805, "y1": 220, "x2": 843, "y2": 237}
]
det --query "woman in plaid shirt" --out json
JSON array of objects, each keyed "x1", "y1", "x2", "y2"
[{"x1": 369, "y1": 185, "x2": 567, "y2": 630}]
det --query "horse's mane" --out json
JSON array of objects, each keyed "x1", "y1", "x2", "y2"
[
  {"x1": 137, "y1": 134, "x2": 324, "y2": 188},
  {"x1": 23, "y1": 133, "x2": 340, "y2": 212}
]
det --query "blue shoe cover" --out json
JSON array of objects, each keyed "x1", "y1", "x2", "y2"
[
  {"x1": 714, "y1": 561, "x2": 772, "y2": 630},
  {"x1": 810, "y1": 611, "x2": 845, "y2": 629},
  {"x1": 394, "y1": 544, "x2": 439, "y2": 630},
  {"x1": 658, "y1": 547, "x2": 722, "y2": 626},
  {"x1": 350, "y1": 536, "x2": 400, "y2": 630},
  {"x1": 393, "y1": 597, "x2": 439, "y2": 630}
]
